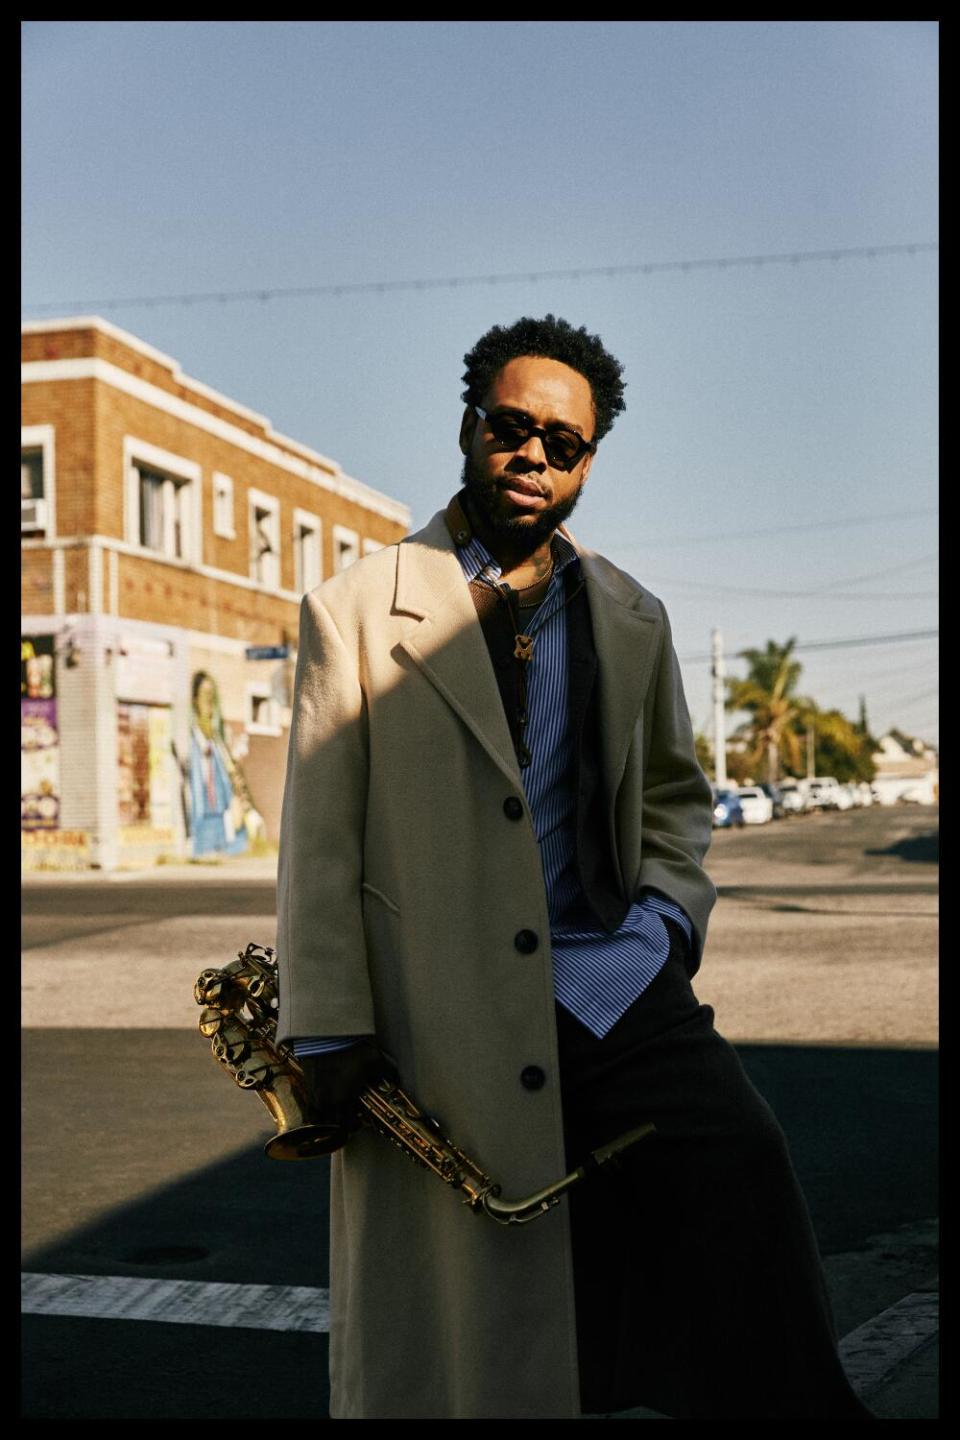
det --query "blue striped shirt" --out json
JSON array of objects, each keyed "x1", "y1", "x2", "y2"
[{"x1": 292, "y1": 529, "x2": 692, "y2": 1057}]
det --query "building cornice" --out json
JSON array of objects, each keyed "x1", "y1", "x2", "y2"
[
  {"x1": 21, "y1": 333, "x2": 410, "y2": 527},
  {"x1": 21, "y1": 532, "x2": 309, "y2": 606}
]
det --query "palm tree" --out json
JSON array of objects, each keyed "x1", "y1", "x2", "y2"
[{"x1": 726, "y1": 638, "x2": 807, "y2": 783}]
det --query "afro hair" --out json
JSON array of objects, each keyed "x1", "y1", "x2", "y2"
[{"x1": 461, "y1": 314, "x2": 626, "y2": 442}]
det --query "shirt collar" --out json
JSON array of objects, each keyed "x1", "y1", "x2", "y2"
[{"x1": 445, "y1": 490, "x2": 580, "y2": 585}]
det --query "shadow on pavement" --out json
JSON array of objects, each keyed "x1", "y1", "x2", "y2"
[
  {"x1": 22, "y1": 1042, "x2": 937, "y2": 1419},
  {"x1": 864, "y1": 831, "x2": 939, "y2": 864}
]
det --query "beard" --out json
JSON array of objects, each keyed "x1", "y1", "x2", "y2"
[{"x1": 460, "y1": 453, "x2": 586, "y2": 559}]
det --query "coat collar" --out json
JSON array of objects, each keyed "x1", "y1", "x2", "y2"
[
  {"x1": 396, "y1": 511, "x2": 522, "y2": 786},
  {"x1": 394, "y1": 507, "x2": 663, "y2": 798}
]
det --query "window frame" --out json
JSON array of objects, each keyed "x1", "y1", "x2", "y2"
[
  {"x1": 293, "y1": 507, "x2": 323, "y2": 594},
  {"x1": 248, "y1": 487, "x2": 282, "y2": 591},
  {"x1": 245, "y1": 680, "x2": 283, "y2": 737},
  {"x1": 212, "y1": 471, "x2": 236, "y2": 540},
  {"x1": 123, "y1": 436, "x2": 201, "y2": 565},
  {"x1": 332, "y1": 522, "x2": 360, "y2": 573},
  {"x1": 21, "y1": 424, "x2": 56, "y2": 537}
]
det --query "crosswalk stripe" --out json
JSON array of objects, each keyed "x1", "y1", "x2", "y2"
[
  {"x1": 23, "y1": 1270, "x2": 938, "y2": 1399},
  {"x1": 838, "y1": 1289, "x2": 939, "y2": 1396},
  {"x1": 21, "y1": 1272, "x2": 331, "y2": 1334}
]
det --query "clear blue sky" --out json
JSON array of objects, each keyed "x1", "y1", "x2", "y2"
[{"x1": 22, "y1": 21, "x2": 938, "y2": 748}]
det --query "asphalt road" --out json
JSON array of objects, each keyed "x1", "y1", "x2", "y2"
[{"x1": 21, "y1": 804, "x2": 938, "y2": 1419}]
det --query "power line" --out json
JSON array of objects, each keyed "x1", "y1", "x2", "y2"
[
  {"x1": 21, "y1": 241, "x2": 938, "y2": 315},
  {"x1": 884, "y1": 686, "x2": 939, "y2": 712},
  {"x1": 643, "y1": 548, "x2": 938, "y2": 597},
  {"x1": 649, "y1": 577, "x2": 936, "y2": 601},
  {"x1": 680, "y1": 627, "x2": 938, "y2": 665},
  {"x1": 814, "y1": 552, "x2": 939, "y2": 591},
  {"x1": 613, "y1": 506, "x2": 937, "y2": 551},
  {"x1": 792, "y1": 629, "x2": 938, "y2": 654}
]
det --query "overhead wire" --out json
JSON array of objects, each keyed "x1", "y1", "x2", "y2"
[
  {"x1": 22, "y1": 240, "x2": 938, "y2": 314},
  {"x1": 679, "y1": 627, "x2": 938, "y2": 665},
  {"x1": 611, "y1": 506, "x2": 938, "y2": 550}
]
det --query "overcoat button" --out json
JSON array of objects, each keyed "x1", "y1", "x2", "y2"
[
  {"x1": 503, "y1": 796, "x2": 524, "y2": 821},
  {"x1": 521, "y1": 1066, "x2": 546, "y2": 1090},
  {"x1": 514, "y1": 929, "x2": 539, "y2": 954}
]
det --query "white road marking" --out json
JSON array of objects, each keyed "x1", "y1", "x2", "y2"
[
  {"x1": 22, "y1": 1271, "x2": 938, "y2": 1401},
  {"x1": 21, "y1": 1272, "x2": 330, "y2": 1334},
  {"x1": 838, "y1": 1288, "x2": 939, "y2": 1396}
]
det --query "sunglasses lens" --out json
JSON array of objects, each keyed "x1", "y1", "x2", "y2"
[
  {"x1": 543, "y1": 433, "x2": 582, "y2": 468},
  {"x1": 483, "y1": 410, "x2": 587, "y2": 469},
  {"x1": 488, "y1": 414, "x2": 530, "y2": 446}
]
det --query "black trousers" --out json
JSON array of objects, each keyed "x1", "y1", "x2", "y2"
[{"x1": 557, "y1": 927, "x2": 873, "y2": 1420}]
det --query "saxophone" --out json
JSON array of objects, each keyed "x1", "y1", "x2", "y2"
[{"x1": 196, "y1": 941, "x2": 655, "y2": 1227}]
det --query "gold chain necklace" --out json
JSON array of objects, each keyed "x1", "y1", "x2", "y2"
[{"x1": 479, "y1": 564, "x2": 584, "y2": 766}]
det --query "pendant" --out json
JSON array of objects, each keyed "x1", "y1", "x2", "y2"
[{"x1": 514, "y1": 634, "x2": 534, "y2": 662}]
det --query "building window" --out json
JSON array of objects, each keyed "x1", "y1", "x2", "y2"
[
  {"x1": 246, "y1": 682, "x2": 282, "y2": 735},
  {"x1": 21, "y1": 449, "x2": 47, "y2": 533},
  {"x1": 213, "y1": 473, "x2": 235, "y2": 539},
  {"x1": 137, "y1": 463, "x2": 191, "y2": 559},
  {"x1": 248, "y1": 489, "x2": 281, "y2": 589},
  {"x1": 293, "y1": 509, "x2": 322, "y2": 593},
  {"x1": 21, "y1": 424, "x2": 55, "y2": 536},
  {"x1": 124, "y1": 438, "x2": 200, "y2": 564},
  {"x1": 362, "y1": 538, "x2": 385, "y2": 556},
  {"x1": 333, "y1": 524, "x2": 360, "y2": 573},
  {"x1": 21, "y1": 449, "x2": 43, "y2": 500}
]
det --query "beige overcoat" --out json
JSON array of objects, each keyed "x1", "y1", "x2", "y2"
[{"x1": 276, "y1": 508, "x2": 716, "y2": 1419}]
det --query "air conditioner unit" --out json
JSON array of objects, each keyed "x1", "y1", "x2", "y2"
[{"x1": 21, "y1": 498, "x2": 48, "y2": 532}]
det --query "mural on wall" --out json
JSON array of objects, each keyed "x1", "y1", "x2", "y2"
[
  {"x1": 21, "y1": 636, "x2": 60, "y2": 830},
  {"x1": 188, "y1": 671, "x2": 264, "y2": 856}
]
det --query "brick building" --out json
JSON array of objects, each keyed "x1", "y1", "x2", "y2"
[{"x1": 21, "y1": 316, "x2": 410, "y2": 870}]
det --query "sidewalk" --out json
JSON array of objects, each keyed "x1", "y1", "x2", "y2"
[
  {"x1": 844, "y1": 1274, "x2": 939, "y2": 1421},
  {"x1": 22, "y1": 853, "x2": 280, "y2": 885}
]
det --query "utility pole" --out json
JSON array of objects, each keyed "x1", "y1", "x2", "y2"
[
  {"x1": 711, "y1": 629, "x2": 727, "y2": 790},
  {"x1": 806, "y1": 721, "x2": 816, "y2": 779}
]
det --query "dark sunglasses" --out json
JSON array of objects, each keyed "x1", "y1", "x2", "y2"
[{"x1": 474, "y1": 406, "x2": 596, "y2": 472}]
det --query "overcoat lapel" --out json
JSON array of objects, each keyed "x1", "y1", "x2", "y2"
[
  {"x1": 576, "y1": 546, "x2": 663, "y2": 801},
  {"x1": 395, "y1": 516, "x2": 521, "y2": 789}
]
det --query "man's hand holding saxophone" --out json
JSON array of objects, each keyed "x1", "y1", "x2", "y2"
[{"x1": 296, "y1": 1040, "x2": 399, "y2": 1151}]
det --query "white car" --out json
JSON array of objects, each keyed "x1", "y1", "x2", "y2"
[
  {"x1": 803, "y1": 777, "x2": 841, "y2": 810},
  {"x1": 737, "y1": 786, "x2": 774, "y2": 824},
  {"x1": 779, "y1": 782, "x2": 806, "y2": 815}
]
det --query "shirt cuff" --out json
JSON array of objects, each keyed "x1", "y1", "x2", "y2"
[
  {"x1": 638, "y1": 889, "x2": 694, "y2": 944},
  {"x1": 290, "y1": 1035, "x2": 368, "y2": 1058}
]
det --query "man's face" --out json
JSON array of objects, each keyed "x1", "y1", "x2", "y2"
[{"x1": 459, "y1": 356, "x2": 596, "y2": 555}]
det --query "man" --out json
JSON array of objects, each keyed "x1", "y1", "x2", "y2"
[{"x1": 276, "y1": 316, "x2": 872, "y2": 1420}]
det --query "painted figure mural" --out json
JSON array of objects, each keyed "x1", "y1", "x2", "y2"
[{"x1": 189, "y1": 671, "x2": 264, "y2": 856}]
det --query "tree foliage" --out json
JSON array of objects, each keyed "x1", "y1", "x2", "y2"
[
  {"x1": 726, "y1": 637, "x2": 877, "y2": 784},
  {"x1": 805, "y1": 707, "x2": 877, "y2": 783},
  {"x1": 725, "y1": 637, "x2": 807, "y2": 783}
]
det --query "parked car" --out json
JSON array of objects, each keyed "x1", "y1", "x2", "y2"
[
  {"x1": 711, "y1": 787, "x2": 745, "y2": 828},
  {"x1": 803, "y1": 777, "x2": 841, "y2": 810},
  {"x1": 737, "y1": 786, "x2": 775, "y2": 824},
  {"x1": 759, "y1": 782, "x2": 785, "y2": 819},
  {"x1": 779, "y1": 781, "x2": 806, "y2": 815}
]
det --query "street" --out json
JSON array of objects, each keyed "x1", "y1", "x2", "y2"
[{"x1": 21, "y1": 805, "x2": 938, "y2": 1418}]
